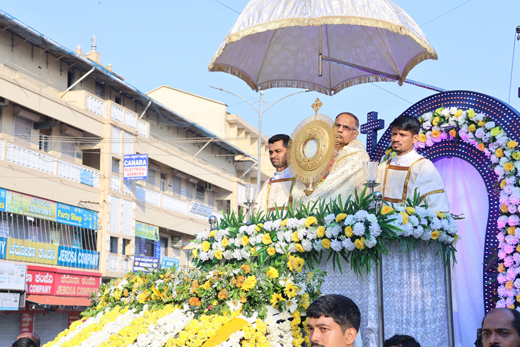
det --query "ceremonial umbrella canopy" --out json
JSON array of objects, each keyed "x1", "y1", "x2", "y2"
[{"x1": 209, "y1": 0, "x2": 438, "y2": 95}]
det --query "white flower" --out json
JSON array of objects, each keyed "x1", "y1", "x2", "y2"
[
  {"x1": 314, "y1": 240, "x2": 324, "y2": 251},
  {"x1": 342, "y1": 238, "x2": 356, "y2": 251},
  {"x1": 331, "y1": 239, "x2": 343, "y2": 252},
  {"x1": 344, "y1": 215, "x2": 355, "y2": 225},
  {"x1": 369, "y1": 223, "x2": 382, "y2": 237},
  {"x1": 287, "y1": 243, "x2": 297, "y2": 253},
  {"x1": 286, "y1": 218, "x2": 299, "y2": 229},
  {"x1": 409, "y1": 215, "x2": 419, "y2": 227},
  {"x1": 285, "y1": 298, "x2": 298, "y2": 313},
  {"x1": 200, "y1": 251, "x2": 209, "y2": 261},
  {"x1": 196, "y1": 230, "x2": 210, "y2": 241},
  {"x1": 354, "y1": 210, "x2": 369, "y2": 221},
  {"x1": 412, "y1": 225, "x2": 424, "y2": 239},
  {"x1": 365, "y1": 238, "x2": 377, "y2": 248},
  {"x1": 353, "y1": 222, "x2": 366, "y2": 236},
  {"x1": 239, "y1": 225, "x2": 248, "y2": 234},
  {"x1": 263, "y1": 221, "x2": 274, "y2": 231},
  {"x1": 227, "y1": 298, "x2": 242, "y2": 312},
  {"x1": 366, "y1": 214, "x2": 377, "y2": 223},
  {"x1": 246, "y1": 225, "x2": 256, "y2": 235},
  {"x1": 302, "y1": 239, "x2": 313, "y2": 252},
  {"x1": 223, "y1": 250, "x2": 233, "y2": 260},
  {"x1": 324, "y1": 214, "x2": 336, "y2": 224},
  {"x1": 485, "y1": 121, "x2": 496, "y2": 130},
  {"x1": 232, "y1": 249, "x2": 242, "y2": 260},
  {"x1": 297, "y1": 226, "x2": 307, "y2": 240},
  {"x1": 420, "y1": 230, "x2": 432, "y2": 241}
]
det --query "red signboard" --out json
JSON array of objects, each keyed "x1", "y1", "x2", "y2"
[
  {"x1": 26, "y1": 265, "x2": 101, "y2": 297},
  {"x1": 68, "y1": 313, "x2": 80, "y2": 328},
  {"x1": 20, "y1": 313, "x2": 34, "y2": 334}
]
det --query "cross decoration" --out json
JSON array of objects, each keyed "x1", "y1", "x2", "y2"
[
  {"x1": 360, "y1": 111, "x2": 385, "y2": 160},
  {"x1": 312, "y1": 98, "x2": 323, "y2": 115}
]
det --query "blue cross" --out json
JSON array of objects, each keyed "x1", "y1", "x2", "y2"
[{"x1": 360, "y1": 111, "x2": 385, "y2": 160}]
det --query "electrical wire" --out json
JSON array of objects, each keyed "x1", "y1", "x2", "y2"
[
  {"x1": 419, "y1": 0, "x2": 473, "y2": 27},
  {"x1": 509, "y1": 31, "x2": 517, "y2": 104}
]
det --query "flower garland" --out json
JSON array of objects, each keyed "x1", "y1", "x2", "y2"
[
  {"x1": 44, "y1": 311, "x2": 105, "y2": 347},
  {"x1": 381, "y1": 106, "x2": 519, "y2": 309}
]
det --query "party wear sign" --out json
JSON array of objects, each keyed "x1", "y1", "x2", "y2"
[{"x1": 56, "y1": 203, "x2": 98, "y2": 230}]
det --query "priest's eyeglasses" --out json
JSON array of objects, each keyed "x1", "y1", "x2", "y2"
[{"x1": 335, "y1": 123, "x2": 358, "y2": 132}]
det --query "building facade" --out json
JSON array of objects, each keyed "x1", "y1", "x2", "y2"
[{"x1": 0, "y1": 11, "x2": 269, "y2": 346}]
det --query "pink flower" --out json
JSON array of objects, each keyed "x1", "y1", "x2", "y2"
[
  {"x1": 506, "y1": 235, "x2": 519, "y2": 245},
  {"x1": 509, "y1": 215, "x2": 520, "y2": 226},
  {"x1": 509, "y1": 205, "x2": 518, "y2": 214},
  {"x1": 505, "y1": 244, "x2": 515, "y2": 254},
  {"x1": 514, "y1": 253, "x2": 520, "y2": 265},
  {"x1": 499, "y1": 250, "x2": 507, "y2": 259},
  {"x1": 498, "y1": 216, "x2": 509, "y2": 229},
  {"x1": 499, "y1": 273, "x2": 508, "y2": 284},
  {"x1": 459, "y1": 130, "x2": 468, "y2": 141},
  {"x1": 507, "y1": 268, "x2": 518, "y2": 281},
  {"x1": 496, "y1": 298, "x2": 507, "y2": 308},
  {"x1": 498, "y1": 233, "x2": 506, "y2": 242},
  {"x1": 505, "y1": 256, "x2": 514, "y2": 267}
]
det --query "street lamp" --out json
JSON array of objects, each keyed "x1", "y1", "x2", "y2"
[{"x1": 210, "y1": 86, "x2": 309, "y2": 187}]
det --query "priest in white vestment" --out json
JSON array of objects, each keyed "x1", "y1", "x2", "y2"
[
  {"x1": 256, "y1": 134, "x2": 296, "y2": 213},
  {"x1": 377, "y1": 115, "x2": 449, "y2": 212},
  {"x1": 293, "y1": 112, "x2": 369, "y2": 204}
]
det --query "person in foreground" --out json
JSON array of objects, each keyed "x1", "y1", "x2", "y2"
[
  {"x1": 383, "y1": 334, "x2": 421, "y2": 347},
  {"x1": 11, "y1": 337, "x2": 37, "y2": 347},
  {"x1": 296, "y1": 112, "x2": 369, "y2": 204},
  {"x1": 481, "y1": 308, "x2": 520, "y2": 347},
  {"x1": 15, "y1": 333, "x2": 40, "y2": 347},
  {"x1": 256, "y1": 134, "x2": 296, "y2": 213},
  {"x1": 306, "y1": 294, "x2": 360, "y2": 347},
  {"x1": 377, "y1": 115, "x2": 449, "y2": 212}
]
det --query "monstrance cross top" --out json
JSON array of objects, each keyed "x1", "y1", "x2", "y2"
[{"x1": 312, "y1": 98, "x2": 323, "y2": 116}]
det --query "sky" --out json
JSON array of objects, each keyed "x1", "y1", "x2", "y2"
[{"x1": 2, "y1": 0, "x2": 520, "y2": 148}]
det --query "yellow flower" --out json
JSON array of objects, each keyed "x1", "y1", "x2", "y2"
[
  {"x1": 400, "y1": 212, "x2": 409, "y2": 225},
  {"x1": 385, "y1": 148, "x2": 392, "y2": 155},
  {"x1": 292, "y1": 231, "x2": 300, "y2": 242},
  {"x1": 381, "y1": 206, "x2": 394, "y2": 215},
  {"x1": 517, "y1": 294, "x2": 520, "y2": 303},
  {"x1": 405, "y1": 207, "x2": 416, "y2": 215},
  {"x1": 215, "y1": 250, "x2": 223, "y2": 260},
  {"x1": 508, "y1": 141, "x2": 518, "y2": 149},
  {"x1": 432, "y1": 117, "x2": 440, "y2": 126},
  {"x1": 436, "y1": 211, "x2": 445, "y2": 219},
  {"x1": 281, "y1": 219, "x2": 288, "y2": 227},
  {"x1": 284, "y1": 282, "x2": 298, "y2": 298},
  {"x1": 513, "y1": 152, "x2": 520, "y2": 160},
  {"x1": 222, "y1": 238, "x2": 229, "y2": 247},
  {"x1": 491, "y1": 126, "x2": 503, "y2": 136},
  {"x1": 305, "y1": 216, "x2": 318, "y2": 228},
  {"x1": 496, "y1": 148, "x2": 504, "y2": 158},
  {"x1": 321, "y1": 239, "x2": 331, "y2": 249},
  {"x1": 508, "y1": 304, "x2": 516, "y2": 309},
  {"x1": 498, "y1": 263, "x2": 505, "y2": 273},
  {"x1": 266, "y1": 267, "x2": 279, "y2": 279},
  {"x1": 454, "y1": 109, "x2": 463, "y2": 117},
  {"x1": 262, "y1": 234, "x2": 272, "y2": 245},
  {"x1": 201, "y1": 241, "x2": 210, "y2": 252},
  {"x1": 449, "y1": 129, "x2": 457, "y2": 138},
  {"x1": 452, "y1": 235, "x2": 459, "y2": 244},
  {"x1": 267, "y1": 247, "x2": 276, "y2": 256},
  {"x1": 200, "y1": 280, "x2": 211, "y2": 290},
  {"x1": 317, "y1": 226, "x2": 326, "y2": 238},
  {"x1": 287, "y1": 255, "x2": 305, "y2": 273},
  {"x1": 478, "y1": 120, "x2": 486, "y2": 127},
  {"x1": 255, "y1": 223, "x2": 263, "y2": 232},
  {"x1": 502, "y1": 204, "x2": 509, "y2": 213},
  {"x1": 241, "y1": 236, "x2": 250, "y2": 246},
  {"x1": 468, "y1": 124, "x2": 476, "y2": 132},
  {"x1": 468, "y1": 109, "x2": 475, "y2": 118},
  {"x1": 250, "y1": 247, "x2": 257, "y2": 255},
  {"x1": 336, "y1": 213, "x2": 347, "y2": 222},
  {"x1": 431, "y1": 230, "x2": 440, "y2": 240},
  {"x1": 344, "y1": 226, "x2": 353, "y2": 238},
  {"x1": 355, "y1": 237, "x2": 365, "y2": 250},
  {"x1": 506, "y1": 281, "x2": 514, "y2": 291},
  {"x1": 192, "y1": 249, "x2": 198, "y2": 259},
  {"x1": 419, "y1": 133, "x2": 426, "y2": 142},
  {"x1": 270, "y1": 293, "x2": 284, "y2": 307},
  {"x1": 504, "y1": 162, "x2": 514, "y2": 171},
  {"x1": 242, "y1": 276, "x2": 257, "y2": 291},
  {"x1": 478, "y1": 143, "x2": 485, "y2": 151},
  {"x1": 431, "y1": 130, "x2": 440, "y2": 138},
  {"x1": 296, "y1": 243, "x2": 305, "y2": 252},
  {"x1": 517, "y1": 244, "x2": 520, "y2": 253},
  {"x1": 209, "y1": 230, "x2": 216, "y2": 238},
  {"x1": 508, "y1": 226, "x2": 517, "y2": 235}
]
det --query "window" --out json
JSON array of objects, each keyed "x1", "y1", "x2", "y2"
[
  {"x1": 160, "y1": 237, "x2": 168, "y2": 258},
  {"x1": 147, "y1": 169, "x2": 156, "y2": 188},
  {"x1": 13, "y1": 116, "x2": 31, "y2": 147},
  {"x1": 110, "y1": 236, "x2": 118, "y2": 254},
  {"x1": 207, "y1": 191, "x2": 214, "y2": 207},
  {"x1": 39, "y1": 132, "x2": 50, "y2": 153},
  {"x1": 172, "y1": 176, "x2": 182, "y2": 197},
  {"x1": 160, "y1": 173, "x2": 166, "y2": 192},
  {"x1": 95, "y1": 81, "x2": 105, "y2": 99},
  {"x1": 145, "y1": 239, "x2": 155, "y2": 256},
  {"x1": 115, "y1": 96, "x2": 121, "y2": 105},
  {"x1": 186, "y1": 182, "x2": 194, "y2": 201},
  {"x1": 196, "y1": 185, "x2": 205, "y2": 202},
  {"x1": 122, "y1": 239, "x2": 131, "y2": 255},
  {"x1": 112, "y1": 158, "x2": 120, "y2": 174},
  {"x1": 67, "y1": 70, "x2": 75, "y2": 88},
  {"x1": 61, "y1": 135, "x2": 76, "y2": 161}
]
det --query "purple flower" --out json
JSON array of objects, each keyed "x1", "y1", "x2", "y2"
[
  {"x1": 498, "y1": 216, "x2": 509, "y2": 229},
  {"x1": 505, "y1": 244, "x2": 515, "y2": 254},
  {"x1": 506, "y1": 235, "x2": 519, "y2": 245},
  {"x1": 509, "y1": 215, "x2": 520, "y2": 226}
]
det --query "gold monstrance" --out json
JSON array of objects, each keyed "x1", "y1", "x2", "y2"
[{"x1": 287, "y1": 98, "x2": 338, "y2": 195}]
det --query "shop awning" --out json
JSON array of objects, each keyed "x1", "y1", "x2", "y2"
[{"x1": 26, "y1": 295, "x2": 91, "y2": 307}]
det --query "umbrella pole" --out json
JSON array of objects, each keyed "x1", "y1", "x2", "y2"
[
  {"x1": 257, "y1": 91, "x2": 264, "y2": 187},
  {"x1": 321, "y1": 56, "x2": 447, "y2": 93}
]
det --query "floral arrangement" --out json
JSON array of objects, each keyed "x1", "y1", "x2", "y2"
[
  {"x1": 193, "y1": 190, "x2": 459, "y2": 275},
  {"x1": 381, "y1": 106, "x2": 520, "y2": 309}
]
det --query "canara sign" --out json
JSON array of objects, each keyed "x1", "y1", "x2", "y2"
[{"x1": 123, "y1": 154, "x2": 148, "y2": 181}]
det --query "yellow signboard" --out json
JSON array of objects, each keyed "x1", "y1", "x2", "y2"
[
  {"x1": 6, "y1": 191, "x2": 56, "y2": 221},
  {"x1": 6, "y1": 238, "x2": 59, "y2": 265}
]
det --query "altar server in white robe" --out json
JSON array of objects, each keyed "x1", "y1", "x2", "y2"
[
  {"x1": 294, "y1": 112, "x2": 369, "y2": 204},
  {"x1": 377, "y1": 115, "x2": 449, "y2": 211},
  {"x1": 256, "y1": 134, "x2": 296, "y2": 213}
]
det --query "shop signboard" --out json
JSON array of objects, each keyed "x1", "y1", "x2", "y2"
[
  {"x1": 20, "y1": 313, "x2": 34, "y2": 334},
  {"x1": 123, "y1": 154, "x2": 148, "y2": 181},
  {"x1": 26, "y1": 267, "x2": 55, "y2": 295},
  {"x1": 54, "y1": 272, "x2": 100, "y2": 297},
  {"x1": 0, "y1": 236, "x2": 6, "y2": 259},
  {"x1": 57, "y1": 246, "x2": 100, "y2": 270},
  {"x1": 80, "y1": 169, "x2": 94, "y2": 187},
  {"x1": 135, "y1": 222, "x2": 159, "y2": 241},
  {"x1": 56, "y1": 203, "x2": 98, "y2": 230},
  {"x1": 133, "y1": 256, "x2": 160, "y2": 273},
  {"x1": 0, "y1": 187, "x2": 6, "y2": 211},
  {"x1": 160, "y1": 256, "x2": 180, "y2": 270},
  {"x1": 6, "y1": 238, "x2": 59, "y2": 265},
  {"x1": 5, "y1": 191, "x2": 56, "y2": 221},
  {"x1": 0, "y1": 292, "x2": 20, "y2": 310},
  {"x1": 0, "y1": 262, "x2": 26, "y2": 290}
]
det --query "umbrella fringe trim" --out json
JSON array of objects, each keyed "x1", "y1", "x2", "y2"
[
  {"x1": 400, "y1": 51, "x2": 439, "y2": 86},
  {"x1": 332, "y1": 75, "x2": 394, "y2": 95},
  {"x1": 259, "y1": 81, "x2": 333, "y2": 96},
  {"x1": 209, "y1": 64, "x2": 259, "y2": 92}
]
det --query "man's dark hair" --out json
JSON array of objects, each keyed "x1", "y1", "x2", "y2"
[
  {"x1": 11, "y1": 338, "x2": 36, "y2": 347},
  {"x1": 268, "y1": 134, "x2": 290, "y2": 148},
  {"x1": 336, "y1": 112, "x2": 359, "y2": 129},
  {"x1": 390, "y1": 115, "x2": 420, "y2": 135},
  {"x1": 306, "y1": 294, "x2": 360, "y2": 332},
  {"x1": 482, "y1": 308, "x2": 520, "y2": 338},
  {"x1": 383, "y1": 334, "x2": 421, "y2": 347}
]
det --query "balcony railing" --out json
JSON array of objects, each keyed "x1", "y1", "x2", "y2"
[{"x1": 3, "y1": 140, "x2": 100, "y2": 188}]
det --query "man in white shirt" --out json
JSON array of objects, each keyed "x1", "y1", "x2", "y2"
[
  {"x1": 256, "y1": 134, "x2": 296, "y2": 213},
  {"x1": 377, "y1": 115, "x2": 449, "y2": 211}
]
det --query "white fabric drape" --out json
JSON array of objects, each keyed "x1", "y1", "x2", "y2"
[{"x1": 435, "y1": 157, "x2": 487, "y2": 347}]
